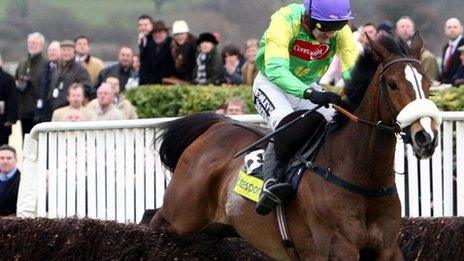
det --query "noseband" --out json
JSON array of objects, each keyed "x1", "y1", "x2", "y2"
[{"x1": 378, "y1": 57, "x2": 421, "y2": 142}]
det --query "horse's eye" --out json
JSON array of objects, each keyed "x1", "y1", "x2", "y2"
[{"x1": 388, "y1": 82, "x2": 397, "y2": 90}]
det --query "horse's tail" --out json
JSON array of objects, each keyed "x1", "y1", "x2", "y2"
[{"x1": 155, "y1": 112, "x2": 229, "y2": 172}]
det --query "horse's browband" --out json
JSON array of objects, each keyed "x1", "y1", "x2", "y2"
[{"x1": 380, "y1": 58, "x2": 421, "y2": 75}]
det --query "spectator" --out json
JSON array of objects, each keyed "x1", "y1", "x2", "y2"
[
  {"x1": 125, "y1": 54, "x2": 140, "y2": 90},
  {"x1": 91, "y1": 82, "x2": 124, "y2": 121},
  {"x1": 241, "y1": 39, "x2": 259, "y2": 85},
  {"x1": 396, "y1": 17, "x2": 438, "y2": 81},
  {"x1": 0, "y1": 54, "x2": 18, "y2": 145},
  {"x1": 439, "y1": 18, "x2": 464, "y2": 84},
  {"x1": 75, "y1": 35, "x2": 104, "y2": 85},
  {"x1": 63, "y1": 108, "x2": 85, "y2": 122},
  {"x1": 140, "y1": 20, "x2": 176, "y2": 84},
  {"x1": 170, "y1": 20, "x2": 197, "y2": 83},
  {"x1": 35, "y1": 41, "x2": 60, "y2": 123},
  {"x1": 137, "y1": 14, "x2": 154, "y2": 46},
  {"x1": 0, "y1": 145, "x2": 20, "y2": 216},
  {"x1": 50, "y1": 40, "x2": 91, "y2": 111},
  {"x1": 193, "y1": 32, "x2": 222, "y2": 85},
  {"x1": 95, "y1": 46, "x2": 134, "y2": 93},
  {"x1": 15, "y1": 32, "x2": 47, "y2": 137},
  {"x1": 396, "y1": 16, "x2": 415, "y2": 44},
  {"x1": 224, "y1": 97, "x2": 246, "y2": 115},
  {"x1": 215, "y1": 103, "x2": 226, "y2": 115},
  {"x1": 377, "y1": 20, "x2": 395, "y2": 35},
  {"x1": 107, "y1": 76, "x2": 138, "y2": 119},
  {"x1": 51, "y1": 83, "x2": 94, "y2": 122},
  {"x1": 217, "y1": 44, "x2": 243, "y2": 85},
  {"x1": 450, "y1": 46, "x2": 464, "y2": 86},
  {"x1": 88, "y1": 76, "x2": 137, "y2": 119},
  {"x1": 358, "y1": 22, "x2": 377, "y2": 48}
]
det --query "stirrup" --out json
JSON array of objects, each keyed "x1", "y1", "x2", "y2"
[
  {"x1": 263, "y1": 178, "x2": 284, "y2": 204},
  {"x1": 255, "y1": 179, "x2": 293, "y2": 216}
]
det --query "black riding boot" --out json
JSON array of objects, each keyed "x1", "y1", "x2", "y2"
[{"x1": 255, "y1": 143, "x2": 293, "y2": 216}]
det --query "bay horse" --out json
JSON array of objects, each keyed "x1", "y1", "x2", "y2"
[{"x1": 150, "y1": 33, "x2": 441, "y2": 260}]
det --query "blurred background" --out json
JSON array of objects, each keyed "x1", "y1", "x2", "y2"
[{"x1": 0, "y1": 0, "x2": 463, "y2": 61}]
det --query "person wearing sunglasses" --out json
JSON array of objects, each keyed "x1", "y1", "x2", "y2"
[{"x1": 253, "y1": 0, "x2": 359, "y2": 215}]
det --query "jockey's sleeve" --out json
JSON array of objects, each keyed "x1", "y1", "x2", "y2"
[
  {"x1": 336, "y1": 25, "x2": 359, "y2": 82},
  {"x1": 262, "y1": 10, "x2": 309, "y2": 98}
]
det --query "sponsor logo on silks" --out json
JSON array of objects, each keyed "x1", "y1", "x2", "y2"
[
  {"x1": 290, "y1": 40, "x2": 330, "y2": 61},
  {"x1": 294, "y1": 66, "x2": 310, "y2": 77},
  {"x1": 254, "y1": 89, "x2": 275, "y2": 118},
  {"x1": 233, "y1": 170, "x2": 264, "y2": 202}
]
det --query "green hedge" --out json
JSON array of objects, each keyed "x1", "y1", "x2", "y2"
[
  {"x1": 125, "y1": 84, "x2": 464, "y2": 118},
  {"x1": 125, "y1": 85, "x2": 256, "y2": 118},
  {"x1": 429, "y1": 87, "x2": 464, "y2": 111}
]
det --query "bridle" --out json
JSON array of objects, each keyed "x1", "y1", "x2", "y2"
[{"x1": 335, "y1": 57, "x2": 422, "y2": 143}]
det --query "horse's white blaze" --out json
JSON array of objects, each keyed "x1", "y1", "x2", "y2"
[
  {"x1": 404, "y1": 66, "x2": 424, "y2": 99},
  {"x1": 420, "y1": 117, "x2": 435, "y2": 139}
]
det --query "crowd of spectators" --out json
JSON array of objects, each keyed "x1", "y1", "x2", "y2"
[{"x1": 0, "y1": 10, "x2": 462, "y2": 215}]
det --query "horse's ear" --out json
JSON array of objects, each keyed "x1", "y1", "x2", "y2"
[
  {"x1": 367, "y1": 33, "x2": 391, "y2": 63},
  {"x1": 409, "y1": 31, "x2": 423, "y2": 60}
]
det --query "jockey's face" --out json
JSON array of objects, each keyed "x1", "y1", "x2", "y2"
[{"x1": 312, "y1": 28, "x2": 336, "y2": 43}]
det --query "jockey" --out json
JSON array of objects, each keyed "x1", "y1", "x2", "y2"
[{"x1": 254, "y1": 0, "x2": 359, "y2": 215}]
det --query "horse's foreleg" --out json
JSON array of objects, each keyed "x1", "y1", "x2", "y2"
[
  {"x1": 328, "y1": 237, "x2": 359, "y2": 261},
  {"x1": 149, "y1": 208, "x2": 171, "y2": 232}
]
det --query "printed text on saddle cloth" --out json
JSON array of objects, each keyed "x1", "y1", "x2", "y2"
[{"x1": 396, "y1": 65, "x2": 442, "y2": 139}]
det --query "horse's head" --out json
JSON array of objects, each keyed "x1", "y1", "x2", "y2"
[{"x1": 367, "y1": 32, "x2": 442, "y2": 159}]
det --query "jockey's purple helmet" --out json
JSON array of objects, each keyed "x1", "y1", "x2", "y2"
[{"x1": 304, "y1": 0, "x2": 354, "y2": 21}]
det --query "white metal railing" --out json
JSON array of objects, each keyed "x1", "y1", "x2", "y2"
[
  {"x1": 396, "y1": 111, "x2": 464, "y2": 217},
  {"x1": 16, "y1": 112, "x2": 464, "y2": 222}
]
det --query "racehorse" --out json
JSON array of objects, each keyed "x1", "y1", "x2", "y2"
[{"x1": 149, "y1": 32, "x2": 441, "y2": 260}]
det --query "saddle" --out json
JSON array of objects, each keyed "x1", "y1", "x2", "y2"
[{"x1": 235, "y1": 113, "x2": 341, "y2": 202}]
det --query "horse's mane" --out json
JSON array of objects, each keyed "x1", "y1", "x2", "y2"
[
  {"x1": 155, "y1": 112, "x2": 229, "y2": 172},
  {"x1": 343, "y1": 33, "x2": 410, "y2": 109}
]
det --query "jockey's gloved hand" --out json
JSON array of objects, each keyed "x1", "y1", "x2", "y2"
[{"x1": 304, "y1": 88, "x2": 341, "y2": 108}]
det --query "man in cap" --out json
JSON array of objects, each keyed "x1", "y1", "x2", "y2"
[
  {"x1": 139, "y1": 20, "x2": 176, "y2": 84},
  {"x1": 49, "y1": 40, "x2": 91, "y2": 111},
  {"x1": 253, "y1": 0, "x2": 359, "y2": 215}
]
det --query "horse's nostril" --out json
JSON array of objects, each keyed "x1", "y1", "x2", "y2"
[{"x1": 414, "y1": 130, "x2": 432, "y2": 147}]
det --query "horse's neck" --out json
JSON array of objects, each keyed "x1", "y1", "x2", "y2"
[{"x1": 331, "y1": 80, "x2": 396, "y2": 188}]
